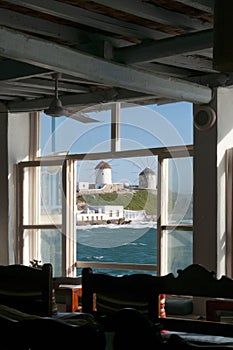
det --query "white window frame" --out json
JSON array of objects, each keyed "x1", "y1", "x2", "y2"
[{"x1": 15, "y1": 108, "x2": 193, "y2": 276}]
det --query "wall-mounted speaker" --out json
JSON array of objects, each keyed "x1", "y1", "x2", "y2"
[{"x1": 194, "y1": 106, "x2": 216, "y2": 131}]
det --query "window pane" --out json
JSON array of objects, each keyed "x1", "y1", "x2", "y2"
[
  {"x1": 76, "y1": 225, "x2": 157, "y2": 276},
  {"x1": 76, "y1": 156, "x2": 157, "y2": 275},
  {"x1": 120, "y1": 102, "x2": 193, "y2": 151},
  {"x1": 40, "y1": 109, "x2": 111, "y2": 156},
  {"x1": 164, "y1": 229, "x2": 193, "y2": 276},
  {"x1": 40, "y1": 229, "x2": 62, "y2": 277},
  {"x1": 23, "y1": 229, "x2": 62, "y2": 277},
  {"x1": 22, "y1": 165, "x2": 63, "y2": 225},
  {"x1": 77, "y1": 157, "x2": 158, "y2": 190},
  {"x1": 40, "y1": 102, "x2": 193, "y2": 156},
  {"x1": 164, "y1": 157, "x2": 193, "y2": 225},
  {"x1": 40, "y1": 166, "x2": 63, "y2": 225}
]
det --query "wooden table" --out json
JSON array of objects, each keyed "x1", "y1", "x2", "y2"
[{"x1": 56, "y1": 284, "x2": 82, "y2": 312}]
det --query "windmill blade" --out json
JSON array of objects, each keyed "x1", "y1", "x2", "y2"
[{"x1": 67, "y1": 111, "x2": 100, "y2": 123}]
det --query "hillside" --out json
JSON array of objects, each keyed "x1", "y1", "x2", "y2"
[
  {"x1": 77, "y1": 190, "x2": 157, "y2": 215},
  {"x1": 77, "y1": 189, "x2": 193, "y2": 220}
]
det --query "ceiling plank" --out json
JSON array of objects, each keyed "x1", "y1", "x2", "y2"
[
  {"x1": 6, "y1": 0, "x2": 170, "y2": 40},
  {"x1": 55, "y1": 74, "x2": 106, "y2": 86},
  {"x1": 0, "y1": 85, "x2": 51, "y2": 95},
  {"x1": 0, "y1": 26, "x2": 212, "y2": 104},
  {"x1": 0, "y1": 90, "x2": 40, "y2": 98},
  {"x1": 188, "y1": 72, "x2": 233, "y2": 87},
  {"x1": 0, "y1": 9, "x2": 89, "y2": 44},
  {"x1": 0, "y1": 60, "x2": 50, "y2": 80},
  {"x1": 0, "y1": 96, "x2": 15, "y2": 100},
  {"x1": 114, "y1": 29, "x2": 213, "y2": 64},
  {"x1": 157, "y1": 55, "x2": 215, "y2": 73},
  {"x1": 177, "y1": 0, "x2": 214, "y2": 13},
  {"x1": 133, "y1": 62, "x2": 197, "y2": 77},
  {"x1": 4, "y1": 78, "x2": 89, "y2": 93},
  {"x1": 0, "y1": 8, "x2": 130, "y2": 50},
  {"x1": 7, "y1": 88, "x2": 154, "y2": 112},
  {"x1": 93, "y1": 0, "x2": 212, "y2": 30}
]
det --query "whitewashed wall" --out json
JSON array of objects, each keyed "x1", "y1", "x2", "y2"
[
  {"x1": 8, "y1": 112, "x2": 30, "y2": 263},
  {"x1": 217, "y1": 87, "x2": 233, "y2": 276}
]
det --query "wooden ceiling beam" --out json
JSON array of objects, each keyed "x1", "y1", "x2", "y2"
[{"x1": 0, "y1": 26, "x2": 212, "y2": 105}]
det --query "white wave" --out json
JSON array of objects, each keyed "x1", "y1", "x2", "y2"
[
  {"x1": 94, "y1": 256, "x2": 104, "y2": 260},
  {"x1": 129, "y1": 221, "x2": 156, "y2": 229},
  {"x1": 125, "y1": 242, "x2": 147, "y2": 246},
  {"x1": 76, "y1": 223, "x2": 109, "y2": 230},
  {"x1": 76, "y1": 221, "x2": 156, "y2": 231}
]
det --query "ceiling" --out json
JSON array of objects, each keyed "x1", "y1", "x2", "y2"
[{"x1": 0, "y1": 0, "x2": 229, "y2": 116}]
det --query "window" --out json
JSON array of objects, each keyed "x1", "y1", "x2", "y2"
[
  {"x1": 76, "y1": 156, "x2": 158, "y2": 275},
  {"x1": 16, "y1": 102, "x2": 193, "y2": 277},
  {"x1": 158, "y1": 156, "x2": 193, "y2": 276}
]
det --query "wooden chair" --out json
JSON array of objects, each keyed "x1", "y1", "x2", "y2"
[
  {"x1": 82, "y1": 265, "x2": 233, "y2": 328},
  {"x1": 81, "y1": 267, "x2": 160, "y2": 324},
  {"x1": 0, "y1": 304, "x2": 106, "y2": 350},
  {"x1": 0, "y1": 263, "x2": 53, "y2": 316},
  {"x1": 81, "y1": 265, "x2": 233, "y2": 343},
  {"x1": 111, "y1": 309, "x2": 232, "y2": 350}
]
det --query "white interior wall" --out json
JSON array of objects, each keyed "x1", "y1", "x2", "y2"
[
  {"x1": 217, "y1": 87, "x2": 233, "y2": 276},
  {"x1": 8, "y1": 112, "x2": 30, "y2": 263}
]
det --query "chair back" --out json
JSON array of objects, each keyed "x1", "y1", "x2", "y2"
[
  {"x1": 0, "y1": 263, "x2": 53, "y2": 316},
  {"x1": 81, "y1": 268, "x2": 159, "y2": 322}
]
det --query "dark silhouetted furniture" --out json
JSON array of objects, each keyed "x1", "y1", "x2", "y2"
[
  {"x1": 112, "y1": 308, "x2": 233, "y2": 350},
  {"x1": 0, "y1": 304, "x2": 106, "y2": 350},
  {"x1": 0, "y1": 263, "x2": 53, "y2": 316},
  {"x1": 164, "y1": 333, "x2": 233, "y2": 350},
  {"x1": 156, "y1": 264, "x2": 233, "y2": 338},
  {"x1": 81, "y1": 265, "x2": 233, "y2": 345},
  {"x1": 82, "y1": 267, "x2": 159, "y2": 324},
  {"x1": 0, "y1": 266, "x2": 105, "y2": 350}
]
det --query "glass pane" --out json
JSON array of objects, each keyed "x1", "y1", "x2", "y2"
[
  {"x1": 23, "y1": 165, "x2": 63, "y2": 225},
  {"x1": 23, "y1": 229, "x2": 62, "y2": 277},
  {"x1": 164, "y1": 157, "x2": 193, "y2": 225},
  {"x1": 76, "y1": 156, "x2": 158, "y2": 275},
  {"x1": 40, "y1": 102, "x2": 193, "y2": 156},
  {"x1": 164, "y1": 229, "x2": 193, "y2": 276},
  {"x1": 77, "y1": 156, "x2": 158, "y2": 191},
  {"x1": 40, "y1": 107, "x2": 111, "y2": 156},
  {"x1": 40, "y1": 229, "x2": 62, "y2": 277},
  {"x1": 120, "y1": 102, "x2": 193, "y2": 151},
  {"x1": 76, "y1": 225, "x2": 157, "y2": 276}
]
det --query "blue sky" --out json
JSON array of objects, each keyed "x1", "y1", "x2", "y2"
[
  {"x1": 41, "y1": 101, "x2": 193, "y2": 191},
  {"x1": 41, "y1": 101, "x2": 193, "y2": 152},
  {"x1": 150, "y1": 102, "x2": 193, "y2": 145}
]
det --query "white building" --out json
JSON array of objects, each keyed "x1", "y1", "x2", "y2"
[
  {"x1": 77, "y1": 205, "x2": 124, "y2": 223},
  {"x1": 95, "y1": 161, "x2": 112, "y2": 189},
  {"x1": 77, "y1": 181, "x2": 90, "y2": 191},
  {"x1": 77, "y1": 205, "x2": 150, "y2": 223},
  {"x1": 139, "y1": 167, "x2": 156, "y2": 190},
  {"x1": 124, "y1": 209, "x2": 148, "y2": 221}
]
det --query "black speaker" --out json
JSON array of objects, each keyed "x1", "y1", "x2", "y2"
[{"x1": 194, "y1": 106, "x2": 216, "y2": 131}]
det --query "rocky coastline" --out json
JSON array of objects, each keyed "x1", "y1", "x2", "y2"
[{"x1": 77, "y1": 217, "x2": 132, "y2": 226}]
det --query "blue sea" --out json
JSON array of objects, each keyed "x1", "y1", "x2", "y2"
[{"x1": 76, "y1": 222, "x2": 157, "y2": 276}]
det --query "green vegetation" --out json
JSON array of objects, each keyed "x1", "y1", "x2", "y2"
[{"x1": 77, "y1": 190, "x2": 157, "y2": 215}]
